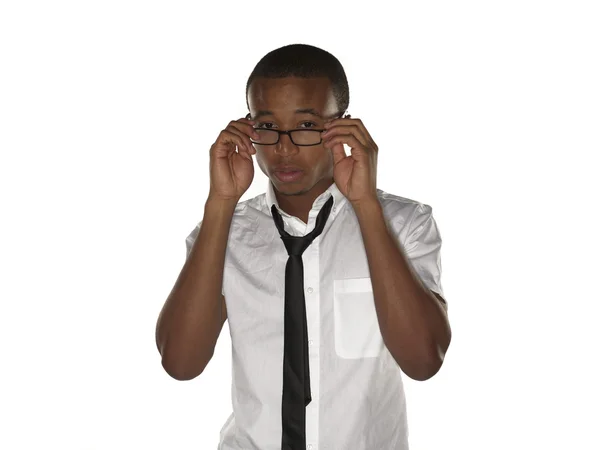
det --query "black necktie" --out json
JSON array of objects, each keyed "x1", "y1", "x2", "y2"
[{"x1": 271, "y1": 195, "x2": 334, "y2": 450}]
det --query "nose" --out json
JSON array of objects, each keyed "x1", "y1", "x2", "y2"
[{"x1": 274, "y1": 132, "x2": 299, "y2": 156}]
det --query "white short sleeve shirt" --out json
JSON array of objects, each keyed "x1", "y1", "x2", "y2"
[{"x1": 184, "y1": 180, "x2": 445, "y2": 450}]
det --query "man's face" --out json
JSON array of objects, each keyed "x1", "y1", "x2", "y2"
[{"x1": 247, "y1": 76, "x2": 340, "y2": 196}]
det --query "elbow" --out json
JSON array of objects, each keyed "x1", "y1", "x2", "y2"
[
  {"x1": 410, "y1": 326, "x2": 452, "y2": 381},
  {"x1": 160, "y1": 348, "x2": 210, "y2": 381},
  {"x1": 156, "y1": 328, "x2": 209, "y2": 381},
  {"x1": 393, "y1": 338, "x2": 450, "y2": 382},
  {"x1": 405, "y1": 357, "x2": 444, "y2": 381},
  {"x1": 161, "y1": 356, "x2": 205, "y2": 381}
]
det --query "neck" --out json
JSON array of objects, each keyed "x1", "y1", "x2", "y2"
[{"x1": 274, "y1": 177, "x2": 333, "y2": 223}]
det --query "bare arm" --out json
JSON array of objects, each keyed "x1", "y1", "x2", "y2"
[
  {"x1": 155, "y1": 197, "x2": 236, "y2": 380},
  {"x1": 352, "y1": 199, "x2": 451, "y2": 381}
]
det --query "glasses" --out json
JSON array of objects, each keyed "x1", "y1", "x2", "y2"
[{"x1": 245, "y1": 111, "x2": 347, "y2": 146}]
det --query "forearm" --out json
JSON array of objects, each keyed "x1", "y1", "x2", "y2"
[
  {"x1": 156, "y1": 196, "x2": 236, "y2": 380},
  {"x1": 352, "y1": 199, "x2": 451, "y2": 381}
]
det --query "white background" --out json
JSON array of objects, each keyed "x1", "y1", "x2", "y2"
[{"x1": 1, "y1": 1, "x2": 599, "y2": 449}]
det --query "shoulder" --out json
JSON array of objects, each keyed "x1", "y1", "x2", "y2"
[
  {"x1": 375, "y1": 188, "x2": 432, "y2": 231},
  {"x1": 377, "y1": 188, "x2": 430, "y2": 216}
]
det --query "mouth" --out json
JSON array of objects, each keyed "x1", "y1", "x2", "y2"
[{"x1": 274, "y1": 170, "x2": 304, "y2": 183}]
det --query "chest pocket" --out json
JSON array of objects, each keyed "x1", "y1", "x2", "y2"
[{"x1": 333, "y1": 277, "x2": 385, "y2": 359}]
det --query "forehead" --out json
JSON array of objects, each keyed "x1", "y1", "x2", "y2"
[{"x1": 248, "y1": 76, "x2": 337, "y2": 118}]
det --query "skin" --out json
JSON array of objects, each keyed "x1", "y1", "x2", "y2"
[{"x1": 247, "y1": 76, "x2": 342, "y2": 224}]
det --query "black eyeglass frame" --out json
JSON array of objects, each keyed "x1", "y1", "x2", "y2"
[{"x1": 244, "y1": 111, "x2": 348, "y2": 146}]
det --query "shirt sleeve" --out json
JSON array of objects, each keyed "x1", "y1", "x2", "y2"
[
  {"x1": 185, "y1": 220, "x2": 225, "y2": 297},
  {"x1": 404, "y1": 204, "x2": 446, "y2": 305},
  {"x1": 185, "y1": 221, "x2": 201, "y2": 260}
]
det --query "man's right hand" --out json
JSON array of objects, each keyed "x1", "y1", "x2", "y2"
[{"x1": 208, "y1": 117, "x2": 260, "y2": 202}]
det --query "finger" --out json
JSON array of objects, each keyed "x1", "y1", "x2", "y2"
[
  {"x1": 241, "y1": 116, "x2": 258, "y2": 135},
  {"x1": 232, "y1": 120, "x2": 260, "y2": 149},
  {"x1": 325, "y1": 138, "x2": 347, "y2": 165},
  {"x1": 349, "y1": 119, "x2": 376, "y2": 147},
  {"x1": 325, "y1": 119, "x2": 373, "y2": 147},
  {"x1": 323, "y1": 126, "x2": 369, "y2": 148},
  {"x1": 347, "y1": 119, "x2": 377, "y2": 149},
  {"x1": 324, "y1": 134, "x2": 367, "y2": 157},
  {"x1": 223, "y1": 129, "x2": 253, "y2": 157},
  {"x1": 324, "y1": 130, "x2": 369, "y2": 150},
  {"x1": 239, "y1": 117, "x2": 257, "y2": 128},
  {"x1": 324, "y1": 138, "x2": 348, "y2": 166},
  {"x1": 227, "y1": 125, "x2": 256, "y2": 155}
]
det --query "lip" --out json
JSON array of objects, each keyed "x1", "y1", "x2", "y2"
[
  {"x1": 273, "y1": 165, "x2": 303, "y2": 172},
  {"x1": 274, "y1": 169, "x2": 304, "y2": 183}
]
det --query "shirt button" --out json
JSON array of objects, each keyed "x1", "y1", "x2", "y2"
[
  {"x1": 307, "y1": 445, "x2": 313, "y2": 450},
  {"x1": 307, "y1": 287, "x2": 313, "y2": 294},
  {"x1": 309, "y1": 340, "x2": 314, "y2": 346}
]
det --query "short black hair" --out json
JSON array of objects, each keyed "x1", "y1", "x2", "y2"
[{"x1": 245, "y1": 43, "x2": 350, "y2": 117}]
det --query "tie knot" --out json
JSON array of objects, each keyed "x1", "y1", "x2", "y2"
[
  {"x1": 271, "y1": 196, "x2": 334, "y2": 256},
  {"x1": 281, "y1": 235, "x2": 314, "y2": 256}
]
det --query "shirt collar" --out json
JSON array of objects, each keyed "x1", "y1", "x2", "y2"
[{"x1": 266, "y1": 178, "x2": 347, "y2": 219}]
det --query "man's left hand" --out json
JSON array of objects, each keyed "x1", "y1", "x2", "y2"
[{"x1": 321, "y1": 116, "x2": 379, "y2": 205}]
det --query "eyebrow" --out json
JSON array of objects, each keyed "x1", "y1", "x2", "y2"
[{"x1": 252, "y1": 108, "x2": 324, "y2": 120}]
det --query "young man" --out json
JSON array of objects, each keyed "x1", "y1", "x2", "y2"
[{"x1": 156, "y1": 43, "x2": 451, "y2": 450}]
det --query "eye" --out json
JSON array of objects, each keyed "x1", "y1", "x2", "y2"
[{"x1": 255, "y1": 121, "x2": 317, "y2": 129}]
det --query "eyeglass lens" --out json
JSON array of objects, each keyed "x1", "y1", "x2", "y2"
[{"x1": 251, "y1": 129, "x2": 322, "y2": 146}]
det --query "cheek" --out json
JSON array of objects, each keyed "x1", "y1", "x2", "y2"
[
  {"x1": 256, "y1": 154, "x2": 268, "y2": 175},
  {"x1": 314, "y1": 150, "x2": 334, "y2": 173}
]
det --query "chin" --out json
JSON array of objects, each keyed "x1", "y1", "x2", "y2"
[{"x1": 273, "y1": 177, "x2": 312, "y2": 194}]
